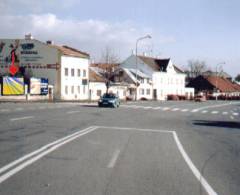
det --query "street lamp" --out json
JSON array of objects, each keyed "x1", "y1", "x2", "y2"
[
  {"x1": 215, "y1": 62, "x2": 225, "y2": 100},
  {"x1": 135, "y1": 34, "x2": 152, "y2": 100}
]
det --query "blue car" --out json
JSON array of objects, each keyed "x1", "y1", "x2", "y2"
[{"x1": 98, "y1": 93, "x2": 120, "y2": 108}]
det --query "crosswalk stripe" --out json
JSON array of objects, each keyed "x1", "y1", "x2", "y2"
[{"x1": 211, "y1": 111, "x2": 219, "y2": 114}]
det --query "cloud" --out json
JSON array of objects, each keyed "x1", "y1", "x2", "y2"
[{"x1": 0, "y1": 13, "x2": 175, "y2": 61}]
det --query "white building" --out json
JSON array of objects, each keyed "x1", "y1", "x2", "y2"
[
  {"x1": 89, "y1": 66, "x2": 129, "y2": 101},
  {"x1": 0, "y1": 37, "x2": 90, "y2": 100},
  {"x1": 113, "y1": 67, "x2": 153, "y2": 100},
  {"x1": 121, "y1": 55, "x2": 194, "y2": 100}
]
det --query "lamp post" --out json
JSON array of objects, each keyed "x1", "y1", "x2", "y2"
[
  {"x1": 135, "y1": 35, "x2": 152, "y2": 101},
  {"x1": 215, "y1": 62, "x2": 225, "y2": 100}
]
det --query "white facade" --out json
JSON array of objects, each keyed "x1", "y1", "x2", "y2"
[
  {"x1": 61, "y1": 56, "x2": 89, "y2": 100},
  {"x1": 121, "y1": 55, "x2": 192, "y2": 101},
  {"x1": 89, "y1": 82, "x2": 106, "y2": 101},
  {"x1": 0, "y1": 38, "x2": 90, "y2": 100},
  {"x1": 153, "y1": 72, "x2": 186, "y2": 100},
  {"x1": 136, "y1": 78, "x2": 153, "y2": 100}
]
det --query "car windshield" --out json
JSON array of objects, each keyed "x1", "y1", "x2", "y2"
[{"x1": 102, "y1": 93, "x2": 116, "y2": 98}]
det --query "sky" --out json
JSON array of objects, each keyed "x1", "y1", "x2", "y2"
[{"x1": 0, "y1": 0, "x2": 239, "y2": 77}]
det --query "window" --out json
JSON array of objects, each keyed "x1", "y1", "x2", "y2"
[
  {"x1": 139, "y1": 88, "x2": 144, "y2": 95},
  {"x1": 140, "y1": 79, "x2": 144, "y2": 84},
  {"x1": 147, "y1": 89, "x2": 151, "y2": 95},
  {"x1": 71, "y1": 86, "x2": 74, "y2": 94},
  {"x1": 64, "y1": 68, "x2": 68, "y2": 76},
  {"x1": 78, "y1": 69, "x2": 81, "y2": 77},
  {"x1": 65, "y1": 86, "x2": 68, "y2": 94},
  {"x1": 71, "y1": 69, "x2": 75, "y2": 77},
  {"x1": 97, "y1": 90, "x2": 102, "y2": 96},
  {"x1": 83, "y1": 69, "x2": 86, "y2": 77},
  {"x1": 78, "y1": 86, "x2": 80, "y2": 94}
]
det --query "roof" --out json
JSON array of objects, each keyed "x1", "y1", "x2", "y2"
[
  {"x1": 137, "y1": 55, "x2": 184, "y2": 74},
  {"x1": 89, "y1": 67, "x2": 106, "y2": 82},
  {"x1": 49, "y1": 45, "x2": 89, "y2": 58},
  {"x1": 205, "y1": 76, "x2": 237, "y2": 92},
  {"x1": 91, "y1": 63, "x2": 119, "y2": 71},
  {"x1": 187, "y1": 75, "x2": 240, "y2": 93},
  {"x1": 120, "y1": 68, "x2": 150, "y2": 84},
  {"x1": 138, "y1": 56, "x2": 170, "y2": 72}
]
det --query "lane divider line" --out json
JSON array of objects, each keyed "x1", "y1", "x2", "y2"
[
  {"x1": 107, "y1": 149, "x2": 121, "y2": 168},
  {"x1": 0, "y1": 126, "x2": 97, "y2": 183},
  {"x1": 10, "y1": 116, "x2": 34, "y2": 121}
]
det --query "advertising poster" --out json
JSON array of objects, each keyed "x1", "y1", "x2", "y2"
[
  {"x1": 0, "y1": 39, "x2": 59, "y2": 67},
  {"x1": 30, "y1": 78, "x2": 41, "y2": 95},
  {"x1": 3, "y1": 77, "x2": 24, "y2": 95},
  {"x1": 40, "y1": 78, "x2": 48, "y2": 95}
]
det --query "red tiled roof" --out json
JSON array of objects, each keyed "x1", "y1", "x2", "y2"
[
  {"x1": 49, "y1": 45, "x2": 89, "y2": 58},
  {"x1": 89, "y1": 69, "x2": 106, "y2": 82},
  {"x1": 205, "y1": 76, "x2": 239, "y2": 92}
]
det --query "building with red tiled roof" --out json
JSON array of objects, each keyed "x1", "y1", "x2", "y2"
[
  {"x1": 187, "y1": 75, "x2": 240, "y2": 96},
  {"x1": 0, "y1": 36, "x2": 90, "y2": 100}
]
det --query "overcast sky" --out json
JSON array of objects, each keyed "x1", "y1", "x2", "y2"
[{"x1": 0, "y1": 0, "x2": 239, "y2": 76}]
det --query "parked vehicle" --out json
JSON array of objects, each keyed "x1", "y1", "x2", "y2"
[
  {"x1": 98, "y1": 93, "x2": 120, "y2": 108},
  {"x1": 194, "y1": 95, "x2": 206, "y2": 102}
]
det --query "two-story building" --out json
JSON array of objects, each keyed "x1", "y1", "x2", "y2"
[
  {"x1": 121, "y1": 55, "x2": 194, "y2": 100},
  {"x1": 0, "y1": 36, "x2": 90, "y2": 100}
]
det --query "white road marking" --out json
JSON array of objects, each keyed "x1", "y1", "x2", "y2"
[
  {"x1": 232, "y1": 113, "x2": 239, "y2": 116},
  {"x1": 143, "y1": 107, "x2": 152, "y2": 109},
  {"x1": 10, "y1": 116, "x2": 34, "y2": 121},
  {"x1": 230, "y1": 116, "x2": 234, "y2": 120},
  {"x1": 0, "y1": 126, "x2": 97, "y2": 184},
  {"x1": 191, "y1": 109, "x2": 199, "y2": 113},
  {"x1": 201, "y1": 110, "x2": 208, "y2": 114},
  {"x1": 194, "y1": 102, "x2": 238, "y2": 112},
  {"x1": 173, "y1": 132, "x2": 218, "y2": 195},
  {"x1": 211, "y1": 111, "x2": 219, "y2": 114},
  {"x1": 107, "y1": 149, "x2": 121, "y2": 168},
  {"x1": 15, "y1": 108, "x2": 23, "y2": 111},
  {"x1": 172, "y1": 108, "x2": 179, "y2": 111},
  {"x1": 153, "y1": 107, "x2": 161, "y2": 110},
  {"x1": 181, "y1": 109, "x2": 189, "y2": 112},
  {"x1": 98, "y1": 126, "x2": 218, "y2": 195},
  {"x1": 222, "y1": 112, "x2": 228, "y2": 115},
  {"x1": 67, "y1": 110, "x2": 82, "y2": 114},
  {"x1": 163, "y1": 107, "x2": 170, "y2": 111}
]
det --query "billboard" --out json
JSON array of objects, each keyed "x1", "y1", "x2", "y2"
[
  {"x1": 30, "y1": 78, "x2": 41, "y2": 95},
  {"x1": 0, "y1": 39, "x2": 59, "y2": 67},
  {"x1": 40, "y1": 78, "x2": 48, "y2": 95},
  {"x1": 2, "y1": 77, "x2": 24, "y2": 95},
  {"x1": 30, "y1": 78, "x2": 48, "y2": 95}
]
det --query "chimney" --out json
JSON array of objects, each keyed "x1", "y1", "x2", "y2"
[
  {"x1": 46, "y1": 40, "x2": 54, "y2": 45},
  {"x1": 25, "y1": 33, "x2": 33, "y2": 40}
]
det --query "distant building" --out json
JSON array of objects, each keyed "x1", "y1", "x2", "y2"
[
  {"x1": 89, "y1": 66, "x2": 128, "y2": 100},
  {"x1": 187, "y1": 75, "x2": 240, "y2": 97},
  {"x1": 121, "y1": 55, "x2": 194, "y2": 100},
  {"x1": 0, "y1": 36, "x2": 90, "y2": 100}
]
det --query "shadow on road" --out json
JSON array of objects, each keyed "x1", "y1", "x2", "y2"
[
  {"x1": 193, "y1": 120, "x2": 240, "y2": 129},
  {"x1": 81, "y1": 105, "x2": 99, "y2": 108}
]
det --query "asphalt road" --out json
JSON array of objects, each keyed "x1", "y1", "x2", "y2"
[{"x1": 0, "y1": 100, "x2": 239, "y2": 195}]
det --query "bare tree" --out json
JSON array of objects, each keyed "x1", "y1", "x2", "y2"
[
  {"x1": 100, "y1": 46, "x2": 119, "y2": 64},
  {"x1": 100, "y1": 46, "x2": 120, "y2": 93},
  {"x1": 187, "y1": 59, "x2": 207, "y2": 77}
]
